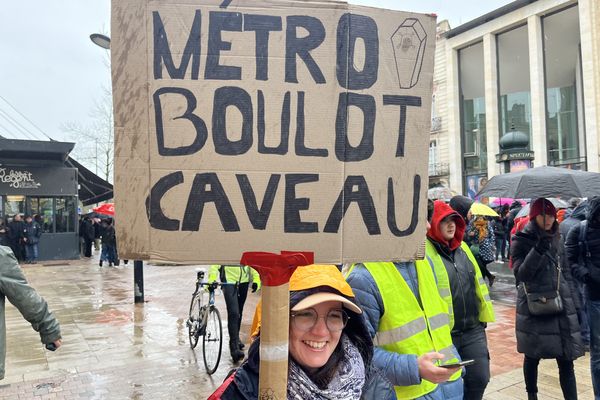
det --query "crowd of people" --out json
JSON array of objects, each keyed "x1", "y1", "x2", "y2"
[
  {"x1": 0, "y1": 214, "x2": 43, "y2": 264},
  {"x1": 207, "y1": 195, "x2": 598, "y2": 400},
  {"x1": 79, "y1": 216, "x2": 122, "y2": 267},
  {"x1": 1, "y1": 194, "x2": 598, "y2": 399}
]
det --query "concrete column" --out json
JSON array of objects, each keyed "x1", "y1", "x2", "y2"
[
  {"x1": 483, "y1": 33, "x2": 500, "y2": 178},
  {"x1": 446, "y1": 45, "x2": 463, "y2": 193},
  {"x1": 528, "y1": 15, "x2": 548, "y2": 166},
  {"x1": 578, "y1": 0, "x2": 600, "y2": 172}
]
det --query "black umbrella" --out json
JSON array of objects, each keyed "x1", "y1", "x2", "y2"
[{"x1": 477, "y1": 166, "x2": 600, "y2": 199}]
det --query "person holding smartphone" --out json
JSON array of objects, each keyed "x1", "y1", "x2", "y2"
[
  {"x1": 426, "y1": 200, "x2": 496, "y2": 400},
  {"x1": 347, "y1": 200, "x2": 464, "y2": 399}
]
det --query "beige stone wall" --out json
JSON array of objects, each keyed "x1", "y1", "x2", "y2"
[
  {"x1": 578, "y1": 0, "x2": 600, "y2": 171},
  {"x1": 429, "y1": 21, "x2": 450, "y2": 188}
]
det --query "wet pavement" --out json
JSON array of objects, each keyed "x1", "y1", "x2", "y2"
[
  {"x1": 0, "y1": 255, "x2": 594, "y2": 399},
  {"x1": 1, "y1": 253, "x2": 259, "y2": 399}
]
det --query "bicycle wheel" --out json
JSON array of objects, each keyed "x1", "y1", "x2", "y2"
[
  {"x1": 187, "y1": 293, "x2": 203, "y2": 349},
  {"x1": 202, "y1": 306, "x2": 223, "y2": 374}
]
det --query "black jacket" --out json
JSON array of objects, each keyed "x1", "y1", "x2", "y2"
[
  {"x1": 429, "y1": 239, "x2": 481, "y2": 334},
  {"x1": 23, "y1": 222, "x2": 41, "y2": 245},
  {"x1": 511, "y1": 221, "x2": 584, "y2": 360},
  {"x1": 565, "y1": 196, "x2": 600, "y2": 301},
  {"x1": 216, "y1": 334, "x2": 393, "y2": 399},
  {"x1": 506, "y1": 203, "x2": 522, "y2": 233},
  {"x1": 79, "y1": 220, "x2": 95, "y2": 241},
  {"x1": 7, "y1": 220, "x2": 24, "y2": 244}
]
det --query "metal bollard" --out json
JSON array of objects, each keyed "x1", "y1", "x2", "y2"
[{"x1": 134, "y1": 260, "x2": 144, "y2": 303}]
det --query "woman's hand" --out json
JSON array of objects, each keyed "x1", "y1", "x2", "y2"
[
  {"x1": 535, "y1": 238, "x2": 551, "y2": 253},
  {"x1": 417, "y1": 352, "x2": 461, "y2": 383}
]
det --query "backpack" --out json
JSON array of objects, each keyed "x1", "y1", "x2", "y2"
[{"x1": 578, "y1": 220, "x2": 591, "y2": 265}]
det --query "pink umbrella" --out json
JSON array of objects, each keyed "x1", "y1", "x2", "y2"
[{"x1": 489, "y1": 198, "x2": 525, "y2": 207}]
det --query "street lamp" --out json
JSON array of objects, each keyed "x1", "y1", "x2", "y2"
[
  {"x1": 90, "y1": 33, "x2": 111, "y2": 50},
  {"x1": 89, "y1": 31, "x2": 144, "y2": 303}
]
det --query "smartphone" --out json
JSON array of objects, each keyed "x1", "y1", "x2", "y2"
[{"x1": 439, "y1": 359, "x2": 475, "y2": 368}]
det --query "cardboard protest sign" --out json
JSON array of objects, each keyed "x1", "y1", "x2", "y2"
[{"x1": 111, "y1": 0, "x2": 435, "y2": 264}]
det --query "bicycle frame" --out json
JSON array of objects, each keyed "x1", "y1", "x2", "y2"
[{"x1": 188, "y1": 268, "x2": 238, "y2": 374}]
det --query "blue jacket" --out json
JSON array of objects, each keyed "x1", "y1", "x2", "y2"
[{"x1": 347, "y1": 262, "x2": 463, "y2": 400}]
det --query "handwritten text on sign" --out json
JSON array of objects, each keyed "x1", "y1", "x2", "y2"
[{"x1": 112, "y1": 1, "x2": 435, "y2": 263}]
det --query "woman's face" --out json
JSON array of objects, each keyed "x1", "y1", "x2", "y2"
[
  {"x1": 440, "y1": 216, "x2": 457, "y2": 241},
  {"x1": 289, "y1": 301, "x2": 343, "y2": 372},
  {"x1": 535, "y1": 214, "x2": 555, "y2": 231}
]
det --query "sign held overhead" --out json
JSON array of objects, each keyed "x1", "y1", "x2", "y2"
[{"x1": 111, "y1": 0, "x2": 436, "y2": 264}]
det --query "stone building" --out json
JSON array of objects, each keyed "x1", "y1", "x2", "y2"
[{"x1": 429, "y1": 0, "x2": 600, "y2": 197}]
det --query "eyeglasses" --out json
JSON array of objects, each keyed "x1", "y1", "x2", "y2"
[{"x1": 290, "y1": 308, "x2": 349, "y2": 332}]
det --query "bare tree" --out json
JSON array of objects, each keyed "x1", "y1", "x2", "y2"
[{"x1": 62, "y1": 86, "x2": 113, "y2": 183}]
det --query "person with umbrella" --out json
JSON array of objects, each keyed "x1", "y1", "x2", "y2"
[
  {"x1": 466, "y1": 215, "x2": 496, "y2": 287},
  {"x1": 511, "y1": 198, "x2": 584, "y2": 400}
]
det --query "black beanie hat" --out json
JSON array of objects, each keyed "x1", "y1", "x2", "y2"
[{"x1": 449, "y1": 195, "x2": 474, "y2": 221}]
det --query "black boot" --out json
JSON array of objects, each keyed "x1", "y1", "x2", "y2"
[
  {"x1": 527, "y1": 393, "x2": 538, "y2": 400},
  {"x1": 99, "y1": 260, "x2": 103, "y2": 267},
  {"x1": 230, "y1": 342, "x2": 245, "y2": 363}
]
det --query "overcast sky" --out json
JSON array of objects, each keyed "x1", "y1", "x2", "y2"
[{"x1": 0, "y1": 0, "x2": 512, "y2": 143}]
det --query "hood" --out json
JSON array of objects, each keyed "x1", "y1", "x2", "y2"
[
  {"x1": 568, "y1": 200, "x2": 588, "y2": 221},
  {"x1": 427, "y1": 200, "x2": 465, "y2": 251},
  {"x1": 587, "y1": 196, "x2": 600, "y2": 228},
  {"x1": 510, "y1": 200, "x2": 522, "y2": 210}
]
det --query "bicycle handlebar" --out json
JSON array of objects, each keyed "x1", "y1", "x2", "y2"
[{"x1": 199, "y1": 281, "x2": 237, "y2": 291}]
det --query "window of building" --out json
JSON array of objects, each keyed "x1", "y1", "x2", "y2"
[
  {"x1": 429, "y1": 140, "x2": 437, "y2": 176},
  {"x1": 28, "y1": 197, "x2": 54, "y2": 233},
  {"x1": 56, "y1": 197, "x2": 76, "y2": 233},
  {"x1": 497, "y1": 25, "x2": 531, "y2": 146},
  {"x1": 543, "y1": 5, "x2": 584, "y2": 168},
  {"x1": 459, "y1": 42, "x2": 487, "y2": 188},
  {"x1": 4, "y1": 195, "x2": 25, "y2": 217}
]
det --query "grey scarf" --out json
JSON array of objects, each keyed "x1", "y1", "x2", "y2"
[{"x1": 287, "y1": 335, "x2": 365, "y2": 400}]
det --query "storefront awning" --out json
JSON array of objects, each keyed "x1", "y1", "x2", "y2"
[{"x1": 65, "y1": 157, "x2": 113, "y2": 206}]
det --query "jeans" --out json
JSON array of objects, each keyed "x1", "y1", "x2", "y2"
[
  {"x1": 495, "y1": 238, "x2": 506, "y2": 260},
  {"x1": 25, "y1": 243, "x2": 39, "y2": 262},
  {"x1": 452, "y1": 324, "x2": 490, "y2": 400},
  {"x1": 523, "y1": 356, "x2": 577, "y2": 399},
  {"x1": 588, "y1": 299, "x2": 600, "y2": 399},
  {"x1": 100, "y1": 244, "x2": 117, "y2": 264}
]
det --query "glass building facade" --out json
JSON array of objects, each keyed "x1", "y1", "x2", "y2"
[
  {"x1": 543, "y1": 5, "x2": 585, "y2": 168},
  {"x1": 497, "y1": 25, "x2": 532, "y2": 146},
  {"x1": 459, "y1": 42, "x2": 488, "y2": 196}
]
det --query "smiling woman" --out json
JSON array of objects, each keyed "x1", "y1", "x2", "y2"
[{"x1": 209, "y1": 265, "x2": 394, "y2": 400}]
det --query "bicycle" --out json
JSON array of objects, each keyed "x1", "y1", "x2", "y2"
[{"x1": 186, "y1": 268, "x2": 231, "y2": 375}]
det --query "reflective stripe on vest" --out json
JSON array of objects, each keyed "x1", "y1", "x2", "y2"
[
  {"x1": 425, "y1": 239, "x2": 495, "y2": 327},
  {"x1": 425, "y1": 240, "x2": 455, "y2": 325},
  {"x1": 364, "y1": 261, "x2": 460, "y2": 399}
]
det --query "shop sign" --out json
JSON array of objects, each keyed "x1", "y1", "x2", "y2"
[{"x1": 0, "y1": 168, "x2": 41, "y2": 189}]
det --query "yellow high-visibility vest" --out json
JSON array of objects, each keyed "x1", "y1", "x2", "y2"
[
  {"x1": 208, "y1": 265, "x2": 261, "y2": 289},
  {"x1": 425, "y1": 239, "x2": 495, "y2": 329},
  {"x1": 363, "y1": 261, "x2": 460, "y2": 399}
]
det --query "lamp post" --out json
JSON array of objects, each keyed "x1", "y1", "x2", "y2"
[
  {"x1": 90, "y1": 33, "x2": 111, "y2": 50},
  {"x1": 90, "y1": 32, "x2": 144, "y2": 304}
]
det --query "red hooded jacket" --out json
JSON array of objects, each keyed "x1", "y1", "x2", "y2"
[{"x1": 427, "y1": 200, "x2": 466, "y2": 251}]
